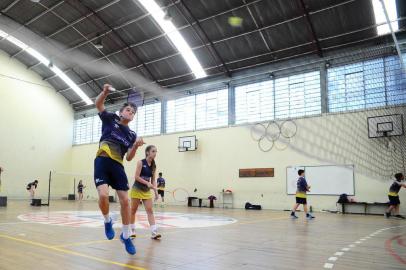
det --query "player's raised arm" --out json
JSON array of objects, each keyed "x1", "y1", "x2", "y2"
[{"x1": 95, "y1": 84, "x2": 111, "y2": 112}]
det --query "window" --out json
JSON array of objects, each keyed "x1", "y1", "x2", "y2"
[
  {"x1": 385, "y1": 55, "x2": 406, "y2": 105},
  {"x1": 195, "y1": 88, "x2": 228, "y2": 129},
  {"x1": 73, "y1": 103, "x2": 162, "y2": 145},
  {"x1": 364, "y1": 59, "x2": 386, "y2": 108},
  {"x1": 328, "y1": 55, "x2": 406, "y2": 112},
  {"x1": 165, "y1": 89, "x2": 229, "y2": 132},
  {"x1": 235, "y1": 72, "x2": 321, "y2": 123},
  {"x1": 73, "y1": 117, "x2": 94, "y2": 145},
  {"x1": 235, "y1": 80, "x2": 274, "y2": 124},
  {"x1": 275, "y1": 71, "x2": 321, "y2": 119},
  {"x1": 92, "y1": 116, "x2": 102, "y2": 143},
  {"x1": 131, "y1": 102, "x2": 161, "y2": 136},
  {"x1": 166, "y1": 96, "x2": 195, "y2": 133}
]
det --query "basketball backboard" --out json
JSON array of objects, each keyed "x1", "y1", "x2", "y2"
[
  {"x1": 367, "y1": 114, "x2": 404, "y2": 138},
  {"x1": 178, "y1": 136, "x2": 197, "y2": 152}
]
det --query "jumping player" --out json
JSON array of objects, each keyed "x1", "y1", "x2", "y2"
[{"x1": 94, "y1": 84, "x2": 144, "y2": 255}]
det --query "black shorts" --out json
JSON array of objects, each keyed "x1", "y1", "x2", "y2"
[
  {"x1": 94, "y1": 156, "x2": 129, "y2": 191},
  {"x1": 158, "y1": 189, "x2": 165, "y2": 197},
  {"x1": 296, "y1": 197, "x2": 307, "y2": 204},
  {"x1": 388, "y1": 195, "x2": 400, "y2": 206}
]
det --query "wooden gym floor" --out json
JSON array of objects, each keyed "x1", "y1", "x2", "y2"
[{"x1": 0, "y1": 200, "x2": 405, "y2": 270}]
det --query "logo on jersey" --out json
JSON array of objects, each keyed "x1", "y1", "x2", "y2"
[{"x1": 95, "y1": 178, "x2": 104, "y2": 184}]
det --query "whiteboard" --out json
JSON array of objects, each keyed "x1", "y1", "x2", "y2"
[{"x1": 286, "y1": 165, "x2": 354, "y2": 195}]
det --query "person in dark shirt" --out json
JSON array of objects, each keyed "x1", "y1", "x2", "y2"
[
  {"x1": 26, "y1": 180, "x2": 38, "y2": 201},
  {"x1": 385, "y1": 173, "x2": 406, "y2": 219},
  {"x1": 290, "y1": 170, "x2": 315, "y2": 220},
  {"x1": 130, "y1": 145, "x2": 161, "y2": 240},
  {"x1": 157, "y1": 172, "x2": 166, "y2": 207},
  {"x1": 77, "y1": 180, "x2": 86, "y2": 201},
  {"x1": 94, "y1": 84, "x2": 144, "y2": 255}
]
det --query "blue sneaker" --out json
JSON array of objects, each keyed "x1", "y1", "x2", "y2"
[
  {"x1": 120, "y1": 233, "x2": 136, "y2": 255},
  {"x1": 104, "y1": 219, "x2": 115, "y2": 240}
]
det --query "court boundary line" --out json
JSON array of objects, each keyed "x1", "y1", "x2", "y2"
[
  {"x1": 323, "y1": 225, "x2": 406, "y2": 269},
  {"x1": 385, "y1": 234, "x2": 406, "y2": 265},
  {"x1": 0, "y1": 234, "x2": 146, "y2": 270}
]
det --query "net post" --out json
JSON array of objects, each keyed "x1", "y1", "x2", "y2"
[{"x1": 47, "y1": 170, "x2": 51, "y2": 206}]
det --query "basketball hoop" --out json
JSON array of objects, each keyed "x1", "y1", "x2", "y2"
[
  {"x1": 377, "y1": 130, "x2": 395, "y2": 151},
  {"x1": 368, "y1": 114, "x2": 403, "y2": 153}
]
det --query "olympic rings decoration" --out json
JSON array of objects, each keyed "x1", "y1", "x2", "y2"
[{"x1": 250, "y1": 120, "x2": 297, "y2": 152}]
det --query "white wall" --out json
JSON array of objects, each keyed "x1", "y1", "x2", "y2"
[
  {"x1": 0, "y1": 50, "x2": 74, "y2": 199},
  {"x1": 70, "y1": 105, "x2": 406, "y2": 213}
]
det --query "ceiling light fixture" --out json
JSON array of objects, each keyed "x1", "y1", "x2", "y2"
[
  {"x1": 0, "y1": 29, "x2": 93, "y2": 105},
  {"x1": 136, "y1": 0, "x2": 207, "y2": 79}
]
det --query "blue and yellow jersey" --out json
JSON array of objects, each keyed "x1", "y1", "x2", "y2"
[
  {"x1": 388, "y1": 180, "x2": 402, "y2": 197},
  {"x1": 296, "y1": 176, "x2": 308, "y2": 198},
  {"x1": 133, "y1": 159, "x2": 154, "y2": 192},
  {"x1": 96, "y1": 110, "x2": 136, "y2": 164},
  {"x1": 157, "y1": 177, "x2": 165, "y2": 190}
]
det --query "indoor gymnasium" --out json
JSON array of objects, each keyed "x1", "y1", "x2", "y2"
[{"x1": 0, "y1": 0, "x2": 406, "y2": 269}]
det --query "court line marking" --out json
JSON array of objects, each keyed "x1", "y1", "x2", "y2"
[
  {"x1": 322, "y1": 225, "x2": 406, "y2": 269},
  {"x1": 52, "y1": 239, "x2": 119, "y2": 248},
  {"x1": 0, "y1": 234, "x2": 146, "y2": 270},
  {"x1": 52, "y1": 234, "x2": 154, "y2": 248},
  {"x1": 323, "y1": 263, "x2": 334, "y2": 269},
  {"x1": 385, "y1": 234, "x2": 406, "y2": 265},
  {"x1": 234, "y1": 216, "x2": 289, "y2": 226}
]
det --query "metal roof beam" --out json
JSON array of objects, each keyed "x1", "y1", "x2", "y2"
[
  {"x1": 39, "y1": 0, "x2": 356, "y2": 81},
  {"x1": 298, "y1": 0, "x2": 323, "y2": 57}
]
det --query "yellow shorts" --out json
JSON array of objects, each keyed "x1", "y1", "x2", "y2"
[{"x1": 130, "y1": 188, "x2": 153, "y2": 200}]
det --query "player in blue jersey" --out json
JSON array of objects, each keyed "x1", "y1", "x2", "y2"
[
  {"x1": 130, "y1": 145, "x2": 161, "y2": 240},
  {"x1": 290, "y1": 169, "x2": 315, "y2": 220},
  {"x1": 94, "y1": 84, "x2": 144, "y2": 255},
  {"x1": 157, "y1": 172, "x2": 166, "y2": 207},
  {"x1": 385, "y1": 173, "x2": 406, "y2": 219}
]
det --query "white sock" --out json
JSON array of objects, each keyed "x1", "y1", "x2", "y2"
[
  {"x1": 103, "y1": 214, "x2": 110, "y2": 223},
  {"x1": 151, "y1": 224, "x2": 158, "y2": 233},
  {"x1": 130, "y1": 224, "x2": 136, "y2": 231},
  {"x1": 122, "y1": 225, "x2": 130, "y2": 239}
]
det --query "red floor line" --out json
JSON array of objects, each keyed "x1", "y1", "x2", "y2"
[
  {"x1": 396, "y1": 236, "x2": 406, "y2": 248},
  {"x1": 385, "y1": 235, "x2": 406, "y2": 265}
]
